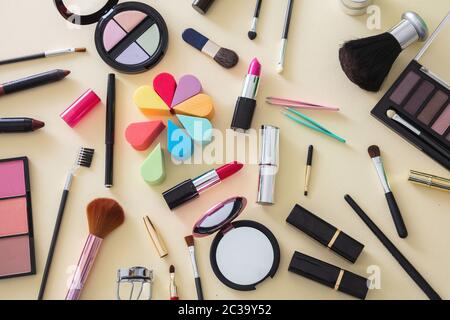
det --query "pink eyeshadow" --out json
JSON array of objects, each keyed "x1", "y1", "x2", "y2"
[
  {"x1": 431, "y1": 103, "x2": 450, "y2": 135},
  {"x1": 0, "y1": 197, "x2": 28, "y2": 237},
  {"x1": 0, "y1": 236, "x2": 31, "y2": 277},
  {"x1": 113, "y1": 10, "x2": 147, "y2": 32},
  {"x1": 103, "y1": 19, "x2": 127, "y2": 51},
  {"x1": 0, "y1": 160, "x2": 26, "y2": 198}
]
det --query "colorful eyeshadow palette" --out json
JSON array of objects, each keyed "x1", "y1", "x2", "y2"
[
  {"x1": 54, "y1": 1, "x2": 168, "y2": 73},
  {"x1": 0, "y1": 157, "x2": 35, "y2": 280},
  {"x1": 372, "y1": 14, "x2": 450, "y2": 170}
]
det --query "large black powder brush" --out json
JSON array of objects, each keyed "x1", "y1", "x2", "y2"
[{"x1": 339, "y1": 11, "x2": 428, "y2": 92}]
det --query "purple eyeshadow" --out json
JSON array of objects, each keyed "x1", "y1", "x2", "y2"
[{"x1": 115, "y1": 42, "x2": 149, "y2": 64}]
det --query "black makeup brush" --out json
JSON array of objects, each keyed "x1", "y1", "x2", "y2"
[
  {"x1": 339, "y1": 11, "x2": 428, "y2": 92},
  {"x1": 38, "y1": 147, "x2": 95, "y2": 300},
  {"x1": 182, "y1": 28, "x2": 239, "y2": 69},
  {"x1": 368, "y1": 145, "x2": 408, "y2": 238},
  {"x1": 248, "y1": 0, "x2": 263, "y2": 40}
]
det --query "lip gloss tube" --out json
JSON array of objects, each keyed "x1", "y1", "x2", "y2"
[
  {"x1": 163, "y1": 162, "x2": 244, "y2": 210},
  {"x1": 257, "y1": 125, "x2": 280, "y2": 205},
  {"x1": 231, "y1": 58, "x2": 261, "y2": 132}
]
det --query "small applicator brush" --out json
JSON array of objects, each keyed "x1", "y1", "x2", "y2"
[
  {"x1": 169, "y1": 265, "x2": 179, "y2": 300},
  {"x1": 248, "y1": 0, "x2": 263, "y2": 40},
  {"x1": 368, "y1": 145, "x2": 408, "y2": 238},
  {"x1": 0, "y1": 47, "x2": 86, "y2": 66},
  {"x1": 182, "y1": 28, "x2": 239, "y2": 69}
]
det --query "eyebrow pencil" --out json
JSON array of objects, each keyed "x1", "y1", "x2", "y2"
[
  {"x1": 0, "y1": 69, "x2": 70, "y2": 97},
  {"x1": 304, "y1": 145, "x2": 314, "y2": 196},
  {"x1": 368, "y1": 145, "x2": 408, "y2": 238},
  {"x1": 344, "y1": 195, "x2": 441, "y2": 300},
  {"x1": 248, "y1": 0, "x2": 263, "y2": 40},
  {"x1": 277, "y1": 0, "x2": 295, "y2": 74},
  {"x1": 0, "y1": 118, "x2": 45, "y2": 133},
  {"x1": 0, "y1": 47, "x2": 86, "y2": 66},
  {"x1": 105, "y1": 73, "x2": 116, "y2": 188}
]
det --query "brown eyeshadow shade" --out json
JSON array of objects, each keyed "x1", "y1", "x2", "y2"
[
  {"x1": 0, "y1": 235, "x2": 31, "y2": 277},
  {"x1": 418, "y1": 91, "x2": 448, "y2": 125},
  {"x1": 404, "y1": 81, "x2": 435, "y2": 115},
  {"x1": 390, "y1": 71, "x2": 421, "y2": 105}
]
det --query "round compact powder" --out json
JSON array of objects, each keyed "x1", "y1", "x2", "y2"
[
  {"x1": 54, "y1": 1, "x2": 168, "y2": 73},
  {"x1": 215, "y1": 226, "x2": 275, "y2": 286}
]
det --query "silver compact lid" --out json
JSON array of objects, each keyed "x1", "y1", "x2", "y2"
[
  {"x1": 389, "y1": 11, "x2": 428, "y2": 49},
  {"x1": 259, "y1": 125, "x2": 280, "y2": 166}
]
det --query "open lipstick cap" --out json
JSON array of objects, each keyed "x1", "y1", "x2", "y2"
[{"x1": 60, "y1": 89, "x2": 101, "y2": 127}]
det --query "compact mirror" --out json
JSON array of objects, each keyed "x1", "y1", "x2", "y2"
[
  {"x1": 194, "y1": 197, "x2": 245, "y2": 235},
  {"x1": 55, "y1": 0, "x2": 118, "y2": 25},
  {"x1": 194, "y1": 197, "x2": 280, "y2": 291}
]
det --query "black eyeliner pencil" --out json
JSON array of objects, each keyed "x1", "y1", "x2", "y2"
[
  {"x1": 344, "y1": 195, "x2": 441, "y2": 300},
  {"x1": 304, "y1": 145, "x2": 313, "y2": 196},
  {"x1": 105, "y1": 73, "x2": 116, "y2": 188},
  {"x1": 0, "y1": 69, "x2": 70, "y2": 97}
]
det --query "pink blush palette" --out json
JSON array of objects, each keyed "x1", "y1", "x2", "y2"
[{"x1": 0, "y1": 157, "x2": 35, "y2": 280}]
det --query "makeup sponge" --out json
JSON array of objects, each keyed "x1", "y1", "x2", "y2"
[
  {"x1": 125, "y1": 121, "x2": 166, "y2": 151},
  {"x1": 177, "y1": 115, "x2": 213, "y2": 145},
  {"x1": 167, "y1": 120, "x2": 193, "y2": 161},
  {"x1": 141, "y1": 143, "x2": 166, "y2": 185}
]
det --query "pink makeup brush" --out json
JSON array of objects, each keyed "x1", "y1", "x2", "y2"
[{"x1": 66, "y1": 198, "x2": 125, "y2": 300}]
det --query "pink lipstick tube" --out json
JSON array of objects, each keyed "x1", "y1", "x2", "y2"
[
  {"x1": 66, "y1": 234, "x2": 103, "y2": 300},
  {"x1": 231, "y1": 58, "x2": 261, "y2": 132}
]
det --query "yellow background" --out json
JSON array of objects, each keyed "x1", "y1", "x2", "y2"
[{"x1": 0, "y1": 0, "x2": 449, "y2": 300}]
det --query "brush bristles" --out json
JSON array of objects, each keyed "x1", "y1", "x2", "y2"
[
  {"x1": 248, "y1": 31, "x2": 257, "y2": 40},
  {"x1": 214, "y1": 48, "x2": 239, "y2": 69},
  {"x1": 368, "y1": 145, "x2": 381, "y2": 158},
  {"x1": 339, "y1": 33, "x2": 402, "y2": 92},
  {"x1": 77, "y1": 147, "x2": 95, "y2": 168},
  {"x1": 170, "y1": 265, "x2": 175, "y2": 273},
  {"x1": 75, "y1": 47, "x2": 87, "y2": 52},
  {"x1": 184, "y1": 235, "x2": 194, "y2": 247},
  {"x1": 87, "y1": 198, "x2": 124, "y2": 239}
]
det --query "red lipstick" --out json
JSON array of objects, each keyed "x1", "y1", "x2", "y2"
[{"x1": 163, "y1": 162, "x2": 243, "y2": 210}]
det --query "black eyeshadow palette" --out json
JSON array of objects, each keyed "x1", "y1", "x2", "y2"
[{"x1": 371, "y1": 14, "x2": 450, "y2": 170}]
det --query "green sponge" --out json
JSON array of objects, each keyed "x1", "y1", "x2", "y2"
[{"x1": 141, "y1": 143, "x2": 166, "y2": 185}]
